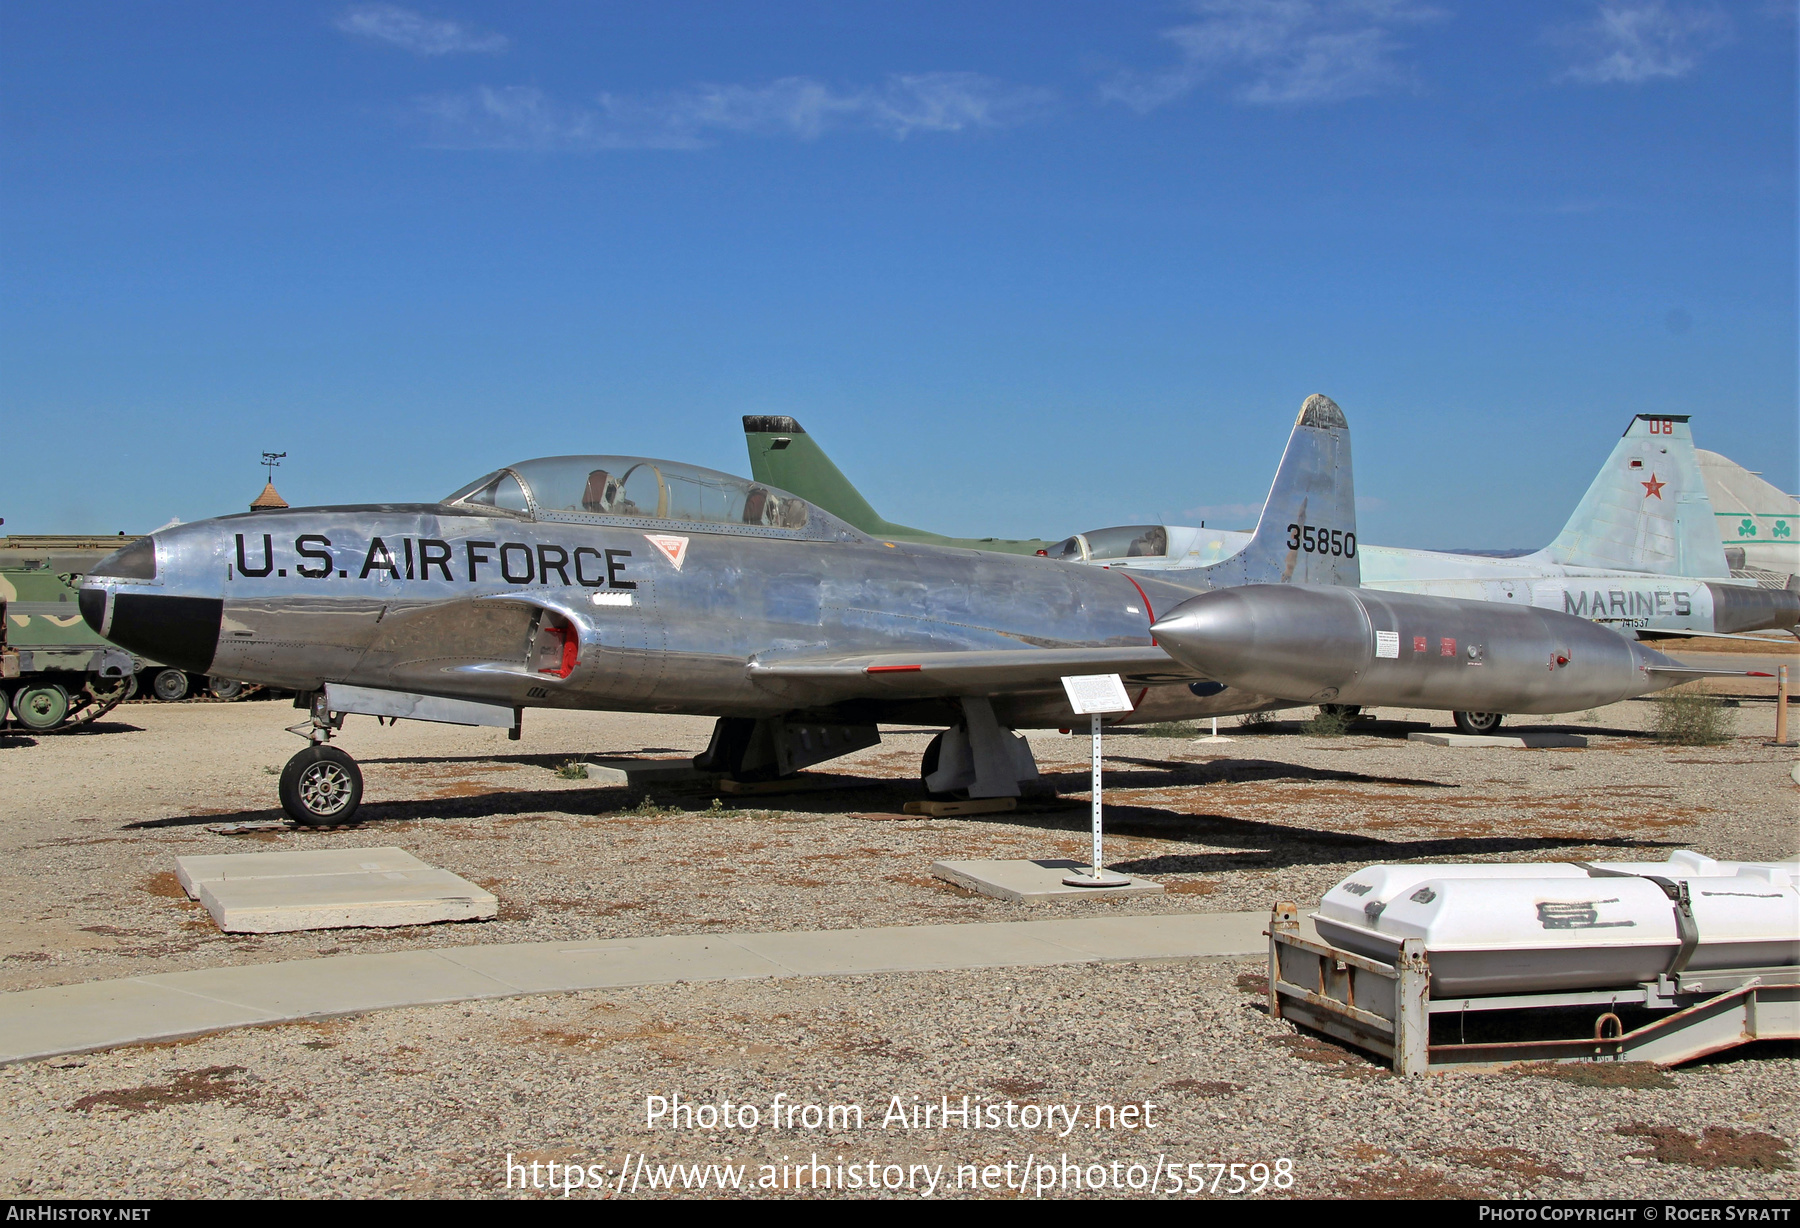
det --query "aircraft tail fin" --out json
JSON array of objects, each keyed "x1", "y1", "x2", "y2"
[
  {"x1": 1193, "y1": 394, "x2": 1360, "y2": 587},
  {"x1": 743, "y1": 416, "x2": 926, "y2": 539},
  {"x1": 1536, "y1": 415, "x2": 1729, "y2": 577}
]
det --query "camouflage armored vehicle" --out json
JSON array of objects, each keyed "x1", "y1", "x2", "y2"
[{"x1": 0, "y1": 534, "x2": 250, "y2": 732}]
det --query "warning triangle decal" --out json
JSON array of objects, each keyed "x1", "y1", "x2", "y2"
[{"x1": 644, "y1": 534, "x2": 689, "y2": 570}]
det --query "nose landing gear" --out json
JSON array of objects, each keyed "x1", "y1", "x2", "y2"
[
  {"x1": 1453, "y1": 711, "x2": 1505, "y2": 735},
  {"x1": 279, "y1": 691, "x2": 363, "y2": 827},
  {"x1": 279, "y1": 745, "x2": 363, "y2": 827}
]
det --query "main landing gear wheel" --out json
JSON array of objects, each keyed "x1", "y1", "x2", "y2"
[
  {"x1": 279, "y1": 745, "x2": 363, "y2": 827},
  {"x1": 1453, "y1": 711, "x2": 1504, "y2": 735},
  {"x1": 209, "y1": 677, "x2": 244, "y2": 701},
  {"x1": 919, "y1": 731, "x2": 968, "y2": 802},
  {"x1": 151, "y1": 668, "x2": 190, "y2": 702}
]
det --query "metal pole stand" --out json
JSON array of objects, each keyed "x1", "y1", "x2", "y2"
[
  {"x1": 1768, "y1": 666, "x2": 1796, "y2": 748},
  {"x1": 1193, "y1": 715, "x2": 1233, "y2": 744},
  {"x1": 1064, "y1": 714, "x2": 1132, "y2": 888}
]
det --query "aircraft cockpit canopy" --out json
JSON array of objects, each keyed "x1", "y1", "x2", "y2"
[
  {"x1": 441, "y1": 456, "x2": 823, "y2": 534},
  {"x1": 1048, "y1": 525, "x2": 1169, "y2": 563}
]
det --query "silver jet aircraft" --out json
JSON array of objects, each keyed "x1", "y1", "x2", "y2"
[
  {"x1": 79, "y1": 397, "x2": 1725, "y2": 826},
  {"x1": 745, "y1": 412, "x2": 1792, "y2": 735}
]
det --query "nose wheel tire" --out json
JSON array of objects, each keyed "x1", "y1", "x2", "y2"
[
  {"x1": 151, "y1": 669, "x2": 191, "y2": 702},
  {"x1": 1453, "y1": 711, "x2": 1504, "y2": 735},
  {"x1": 279, "y1": 746, "x2": 364, "y2": 827},
  {"x1": 209, "y1": 677, "x2": 244, "y2": 700}
]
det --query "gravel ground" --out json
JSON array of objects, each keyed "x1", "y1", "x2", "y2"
[{"x1": 0, "y1": 683, "x2": 1795, "y2": 1199}]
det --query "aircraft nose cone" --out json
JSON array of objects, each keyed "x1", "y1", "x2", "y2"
[
  {"x1": 100, "y1": 591, "x2": 224, "y2": 674},
  {"x1": 78, "y1": 532, "x2": 223, "y2": 672},
  {"x1": 78, "y1": 587, "x2": 107, "y2": 636}
]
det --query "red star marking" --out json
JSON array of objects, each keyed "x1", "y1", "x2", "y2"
[{"x1": 1642, "y1": 473, "x2": 1665, "y2": 499}]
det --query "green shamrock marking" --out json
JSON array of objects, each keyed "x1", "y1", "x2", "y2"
[
  {"x1": 1738, "y1": 518, "x2": 1757, "y2": 537},
  {"x1": 1774, "y1": 520, "x2": 1792, "y2": 539}
]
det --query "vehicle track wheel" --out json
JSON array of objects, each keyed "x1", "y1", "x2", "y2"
[
  {"x1": 14, "y1": 684, "x2": 70, "y2": 731},
  {"x1": 279, "y1": 745, "x2": 363, "y2": 827},
  {"x1": 1453, "y1": 711, "x2": 1504, "y2": 735},
  {"x1": 151, "y1": 668, "x2": 190, "y2": 702},
  {"x1": 209, "y1": 677, "x2": 244, "y2": 700},
  {"x1": 87, "y1": 674, "x2": 131, "y2": 704}
]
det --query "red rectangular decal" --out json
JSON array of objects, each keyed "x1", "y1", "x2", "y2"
[
  {"x1": 1440, "y1": 637, "x2": 1456, "y2": 657},
  {"x1": 1413, "y1": 635, "x2": 1427, "y2": 654}
]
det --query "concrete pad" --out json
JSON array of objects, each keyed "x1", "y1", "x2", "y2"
[
  {"x1": 0, "y1": 912, "x2": 1266, "y2": 1064},
  {"x1": 194, "y1": 869, "x2": 498, "y2": 933},
  {"x1": 172, "y1": 848, "x2": 497, "y2": 933},
  {"x1": 584, "y1": 758, "x2": 714, "y2": 786},
  {"x1": 174, "y1": 847, "x2": 428, "y2": 894},
  {"x1": 1407, "y1": 731, "x2": 1589, "y2": 749},
  {"x1": 931, "y1": 859, "x2": 1164, "y2": 903}
]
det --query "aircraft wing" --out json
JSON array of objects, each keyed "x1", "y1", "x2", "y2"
[{"x1": 747, "y1": 645, "x2": 1203, "y2": 699}]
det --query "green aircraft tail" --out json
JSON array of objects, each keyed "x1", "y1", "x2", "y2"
[
  {"x1": 743, "y1": 416, "x2": 923, "y2": 539},
  {"x1": 743, "y1": 416, "x2": 1054, "y2": 553}
]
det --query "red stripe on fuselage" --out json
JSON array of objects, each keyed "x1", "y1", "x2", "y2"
[{"x1": 1122, "y1": 574, "x2": 1157, "y2": 646}]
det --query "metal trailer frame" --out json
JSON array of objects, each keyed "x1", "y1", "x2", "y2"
[{"x1": 1265, "y1": 903, "x2": 1800, "y2": 1077}]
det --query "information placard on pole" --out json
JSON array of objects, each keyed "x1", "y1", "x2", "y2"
[{"x1": 1060, "y1": 674, "x2": 1135, "y2": 888}]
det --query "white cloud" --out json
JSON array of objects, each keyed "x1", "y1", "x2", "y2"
[
  {"x1": 1551, "y1": 1, "x2": 1731, "y2": 84},
  {"x1": 336, "y1": 4, "x2": 508, "y2": 56},
  {"x1": 417, "y1": 74, "x2": 1055, "y2": 151},
  {"x1": 1103, "y1": 0, "x2": 1445, "y2": 110}
]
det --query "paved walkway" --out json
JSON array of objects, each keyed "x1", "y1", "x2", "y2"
[{"x1": 0, "y1": 912, "x2": 1270, "y2": 1064}]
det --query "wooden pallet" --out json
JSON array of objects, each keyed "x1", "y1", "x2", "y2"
[{"x1": 902, "y1": 797, "x2": 1018, "y2": 818}]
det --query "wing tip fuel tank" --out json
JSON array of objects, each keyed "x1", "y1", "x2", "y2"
[{"x1": 1151, "y1": 583, "x2": 1697, "y2": 714}]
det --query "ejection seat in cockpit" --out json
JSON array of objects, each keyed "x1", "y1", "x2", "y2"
[{"x1": 582, "y1": 469, "x2": 619, "y2": 514}]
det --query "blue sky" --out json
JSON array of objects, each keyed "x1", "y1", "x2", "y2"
[{"x1": 3, "y1": 1, "x2": 1794, "y2": 548}]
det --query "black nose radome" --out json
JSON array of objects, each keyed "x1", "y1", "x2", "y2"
[
  {"x1": 105, "y1": 594, "x2": 223, "y2": 673},
  {"x1": 78, "y1": 588, "x2": 108, "y2": 636}
]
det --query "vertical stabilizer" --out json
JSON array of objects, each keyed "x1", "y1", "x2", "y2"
[
  {"x1": 743, "y1": 415, "x2": 1056, "y2": 553},
  {"x1": 743, "y1": 416, "x2": 921, "y2": 538},
  {"x1": 1537, "y1": 415, "x2": 1729, "y2": 577},
  {"x1": 1191, "y1": 394, "x2": 1359, "y2": 587}
]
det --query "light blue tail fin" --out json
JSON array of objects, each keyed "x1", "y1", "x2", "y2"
[
  {"x1": 1536, "y1": 415, "x2": 1728, "y2": 578},
  {"x1": 1192, "y1": 394, "x2": 1360, "y2": 587}
]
